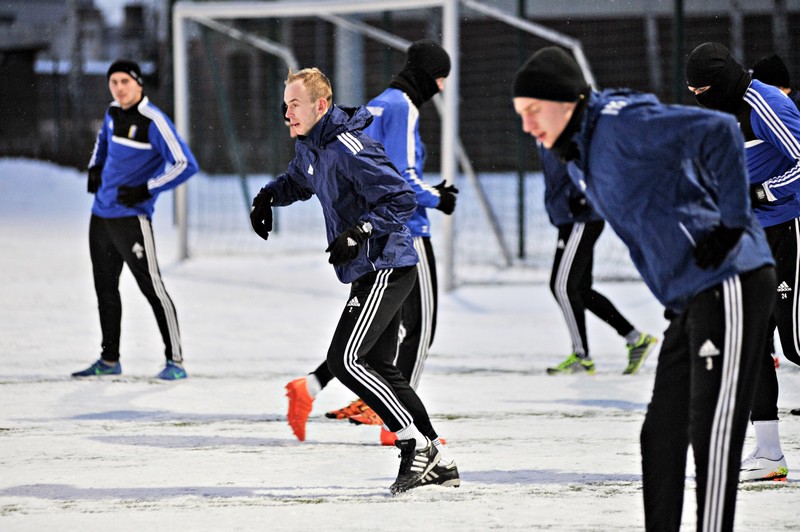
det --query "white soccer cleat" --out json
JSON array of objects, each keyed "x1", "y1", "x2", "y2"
[{"x1": 740, "y1": 452, "x2": 788, "y2": 482}]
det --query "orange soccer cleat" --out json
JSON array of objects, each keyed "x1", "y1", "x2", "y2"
[
  {"x1": 380, "y1": 427, "x2": 398, "y2": 446},
  {"x1": 348, "y1": 405, "x2": 384, "y2": 426},
  {"x1": 325, "y1": 398, "x2": 370, "y2": 420},
  {"x1": 285, "y1": 377, "x2": 314, "y2": 441}
]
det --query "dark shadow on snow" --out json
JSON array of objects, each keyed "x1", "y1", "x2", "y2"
[
  {"x1": 68, "y1": 410, "x2": 282, "y2": 423},
  {"x1": 462, "y1": 469, "x2": 641, "y2": 485},
  {"x1": 0, "y1": 484, "x2": 387, "y2": 501},
  {"x1": 0, "y1": 470, "x2": 646, "y2": 504}
]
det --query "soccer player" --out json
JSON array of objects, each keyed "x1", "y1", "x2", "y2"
[
  {"x1": 73, "y1": 59, "x2": 198, "y2": 380},
  {"x1": 686, "y1": 41, "x2": 798, "y2": 479},
  {"x1": 250, "y1": 67, "x2": 452, "y2": 493},
  {"x1": 320, "y1": 41, "x2": 457, "y2": 441},
  {"x1": 538, "y1": 146, "x2": 657, "y2": 376},
  {"x1": 282, "y1": 41, "x2": 459, "y2": 486},
  {"x1": 751, "y1": 54, "x2": 800, "y2": 112},
  {"x1": 513, "y1": 46, "x2": 775, "y2": 531},
  {"x1": 750, "y1": 52, "x2": 800, "y2": 418}
]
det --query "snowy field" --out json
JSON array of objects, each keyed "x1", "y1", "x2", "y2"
[{"x1": 1, "y1": 158, "x2": 799, "y2": 531}]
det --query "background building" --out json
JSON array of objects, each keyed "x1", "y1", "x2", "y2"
[
  {"x1": 0, "y1": 0, "x2": 798, "y2": 173},
  {"x1": 1, "y1": 0, "x2": 799, "y2": 285}
]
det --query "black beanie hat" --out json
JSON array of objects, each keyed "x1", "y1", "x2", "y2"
[
  {"x1": 751, "y1": 54, "x2": 791, "y2": 88},
  {"x1": 685, "y1": 42, "x2": 750, "y2": 114},
  {"x1": 407, "y1": 39, "x2": 451, "y2": 79},
  {"x1": 513, "y1": 47, "x2": 589, "y2": 102},
  {"x1": 685, "y1": 42, "x2": 736, "y2": 87},
  {"x1": 107, "y1": 59, "x2": 143, "y2": 86}
]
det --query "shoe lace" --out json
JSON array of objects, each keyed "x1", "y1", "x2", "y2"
[
  {"x1": 742, "y1": 449, "x2": 759, "y2": 463},
  {"x1": 396, "y1": 445, "x2": 417, "y2": 476},
  {"x1": 397, "y1": 455, "x2": 413, "y2": 476},
  {"x1": 628, "y1": 334, "x2": 653, "y2": 351},
  {"x1": 557, "y1": 353, "x2": 580, "y2": 368},
  {"x1": 337, "y1": 399, "x2": 364, "y2": 416},
  {"x1": 361, "y1": 408, "x2": 380, "y2": 421}
]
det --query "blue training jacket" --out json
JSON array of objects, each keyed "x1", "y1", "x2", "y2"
[
  {"x1": 88, "y1": 96, "x2": 198, "y2": 219},
  {"x1": 742, "y1": 80, "x2": 800, "y2": 227},
  {"x1": 364, "y1": 87, "x2": 445, "y2": 237},
  {"x1": 539, "y1": 143, "x2": 601, "y2": 226},
  {"x1": 263, "y1": 105, "x2": 418, "y2": 284},
  {"x1": 566, "y1": 89, "x2": 774, "y2": 312}
]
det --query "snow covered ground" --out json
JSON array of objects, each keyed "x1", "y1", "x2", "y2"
[{"x1": 1, "y1": 158, "x2": 798, "y2": 531}]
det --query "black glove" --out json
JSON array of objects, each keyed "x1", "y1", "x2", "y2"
[
  {"x1": 568, "y1": 194, "x2": 591, "y2": 217},
  {"x1": 88, "y1": 166, "x2": 102, "y2": 194},
  {"x1": 326, "y1": 221, "x2": 372, "y2": 265},
  {"x1": 693, "y1": 224, "x2": 744, "y2": 270},
  {"x1": 434, "y1": 180, "x2": 458, "y2": 215},
  {"x1": 749, "y1": 183, "x2": 769, "y2": 206},
  {"x1": 117, "y1": 184, "x2": 152, "y2": 206},
  {"x1": 250, "y1": 188, "x2": 273, "y2": 240}
]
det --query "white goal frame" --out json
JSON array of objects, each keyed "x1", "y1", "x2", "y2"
[
  {"x1": 172, "y1": 0, "x2": 460, "y2": 286},
  {"x1": 171, "y1": 0, "x2": 597, "y2": 289}
]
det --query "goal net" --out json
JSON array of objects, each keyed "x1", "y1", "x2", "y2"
[{"x1": 172, "y1": 0, "x2": 639, "y2": 287}]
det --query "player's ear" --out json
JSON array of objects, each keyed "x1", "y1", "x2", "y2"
[{"x1": 317, "y1": 98, "x2": 328, "y2": 115}]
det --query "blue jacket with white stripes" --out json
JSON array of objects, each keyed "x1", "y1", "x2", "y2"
[
  {"x1": 364, "y1": 87, "x2": 444, "y2": 238},
  {"x1": 539, "y1": 143, "x2": 602, "y2": 227},
  {"x1": 566, "y1": 89, "x2": 774, "y2": 312},
  {"x1": 88, "y1": 96, "x2": 198, "y2": 219},
  {"x1": 741, "y1": 80, "x2": 800, "y2": 228},
  {"x1": 264, "y1": 105, "x2": 419, "y2": 284}
]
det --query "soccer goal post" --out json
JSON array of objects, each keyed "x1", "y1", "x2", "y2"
[
  {"x1": 171, "y1": 0, "x2": 638, "y2": 288},
  {"x1": 172, "y1": 0, "x2": 461, "y2": 285}
]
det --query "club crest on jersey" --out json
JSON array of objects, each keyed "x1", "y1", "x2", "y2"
[
  {"x1": 128, "y1": 125, "x2": 138, "y2": 139},
  {"x1": 307, "y1": 164, "x2": 314, "y2": 175}
]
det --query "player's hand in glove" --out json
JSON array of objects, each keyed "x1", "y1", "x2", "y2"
[
  {"x1": 568, "y1": 194, "x2": 591, "y2": 217},
  {"x1": 326, "y1": 221, "x2": 372, "y2": 265},
  {"x1": 693, "y1": 224, "x2": 744, "y2": 270},
  {"x1": 434, "y1": 180, "x2": 458, "y2": 215},
  {"x1": 88, "y1": 166, "x2": 102, "y2": 194},
  {"x1": 749, "y1": 183, "x2": 769, "y2": 206},
  {"x1": 117, "y1": 184, "x2": 152, "y2": 206},
  {"x1": 250, "y1": 188, "x2": 273, "y2": 240}
]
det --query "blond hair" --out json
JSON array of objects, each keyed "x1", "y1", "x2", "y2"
[{"x1": 286, "y1": 68, "x2": 333, "y2": 106}]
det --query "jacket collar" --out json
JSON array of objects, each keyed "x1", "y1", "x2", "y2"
[{"x1": 299, "y1": 105, "x2": 374, "y2": 147}]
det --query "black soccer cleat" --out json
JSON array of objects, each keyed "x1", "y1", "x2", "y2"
[
  {"x1": 389, "y1": 438, "x2": 440, "y2": 495},
  {"x1": 419, "y1": 460, "x2": 461, "y2": 487}
]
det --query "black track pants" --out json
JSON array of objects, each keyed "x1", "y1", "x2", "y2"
[
  {"x1": 395, "y1": 236, "x2": 438, "y2": 389},
  {"x1": 750, "y1": 219, "x2": 800, "y2": 422},
  {"x1": 766, "y1": 218, "x2": 800, "y2": 367},
  {"x1": 312, "y1": 237, "x2": 439, "y2": 392},
  {"x1": 550, "y1": 220, "x2": 634, "y2": 356},
  {"x1": 89, "y1": 214, "x2": 182, "y2": 362},
  {"x1": 641, "y1": 266, "x2": 775, "y2": 532},
  {"x1": 325, "y1": 266, "x2": 437, "y2": 439}
]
